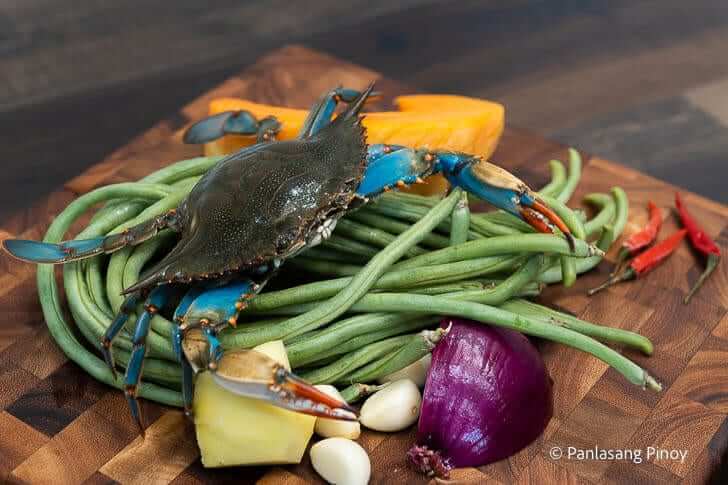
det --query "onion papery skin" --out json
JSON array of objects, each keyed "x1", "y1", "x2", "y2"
[{"x1": 411, "y1": 318, "x2": 553, "y2": 476}]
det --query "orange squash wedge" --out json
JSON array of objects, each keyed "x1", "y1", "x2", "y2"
[{"x1": 201, "y1": 95, "x2": 504, "y2": 196}]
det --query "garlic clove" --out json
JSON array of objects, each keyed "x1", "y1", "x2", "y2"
[
  {"x1": 360, "y1": 379, "x2": 421, "y2": 432},
  {"x1": 378, "y1": 354, "x2": 431, "y2": 388},
  {"x1": 310, "y1": 437, "x2": 371, "y2": 485},
  {"x1": 314, "y1": 385, "x2": 361, "y2": 439}
]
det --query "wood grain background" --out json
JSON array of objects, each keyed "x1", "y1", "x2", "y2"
[{"x1": 0, "y1": 46, "x2": 727, "y2": 484}]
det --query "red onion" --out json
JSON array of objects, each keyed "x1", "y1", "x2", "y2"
[{"x1": 408, "y1": 318, "x2": 553, "y2": 477}]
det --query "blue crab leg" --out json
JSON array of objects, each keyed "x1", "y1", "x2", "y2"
[
  {"x1": 357, "y1": 145, "x2": 431, "y2": 197},
  {"x1": 3, "y1": 209, "x2": 181, "y2": 264},
  {"x1": 299, "y1": 84, "x2": 379, "y2": 138},
  {"x1": 172, "y1": 278, "x2": 271, "y2": 414},
  {"x1": 100, "y1": 293, "x2": 140, "y2": 378},
  {"x1": 177, "y1": 278, "x2": 268, "y2": 371},
  {"x1": 172, "y1": 286, "x2": 205, "y2": 362},
  {"x1": 171, "y1": 286, "x2": 206, "y2": 415},
  {"x1": 183, "y1": 111, "x2": 281, "y2": 144},
  {"x1": 124, "y1": 285, "x2": 177, "y2": 435},
  {"x1": 358, "y1": 145, "x2": 572, "y2": 239},
  {"x1": 181, "y1": 359, "x2": 194, "y2": 416}
]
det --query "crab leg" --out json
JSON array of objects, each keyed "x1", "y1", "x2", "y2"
[
  {"x1": 2, "y1": 209, "x2": 182, "y2": 264},
  {"x1": 176, "y1": 279, "x2": 264, "y2": 370},
  {"x1": 170, "y1": 286, "x2": 205, "y2": 415},
  {"x1": 183, "y1": 111, "x2": 281, "y2": 144},
  {"x1": 357, "y1": 144, "x2": 433, "y2": 197},
  {"x1": 174, "y1": 274, "x2": 273, "y2": 367},
  {"x1": 358, "y1": 145, "x2": 572, "y2": 240},
  {"x1": 299, "y1": 84, "x2": 378, "y2": 138},
  {"x1": 124, "y1": 285, "x2": 177, "y2": 434},
  {"x1": 100, "y1": 293, "x2": 140, "y2": 378}
]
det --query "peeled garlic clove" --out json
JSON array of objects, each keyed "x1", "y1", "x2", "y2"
[
  {"x1": 378, "y1": 354, "x2": 431, "y2": 388},
  {"x1": 360, "y1": 379, "x2": 421, "y2": 432},
  {"x1": 314, "y1": 385, "x2": 361, "y2": 439},
  {"x1": 310, "y1": 437, "x2": 371, "y2": 485}
]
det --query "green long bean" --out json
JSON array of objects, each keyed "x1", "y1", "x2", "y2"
[
  {"x1": 557, "y1": 148, "x2": 582, "y2": 203},
  {"x1": 300, "y1": 335, "x2": 413, "y2": 384},
  {"x1": 286, "y1": 313, "x2": 436, "y2": 367},
  {"x1": 248, "y1": 255, "x2": 540, "y2": 319},
  {"x1": 322, "y1": 235, "x2": 380, "y2": 258},
  {"x1": 449, "y1": 189, "x2": 470, "y2": 245},
  {"x1": 539, "y1": 187, "x2": 626, "y2": 283},
  {"x1": 583, "y1": 193, "x2": 616, "y2": 238},
  {"x1": 349, "y1": 211, "x2": 450, "y2": 248},
  {"x1": 291, "y1": 317, "x2": 439, "y2": 369},
  {"x1": 539, "y1": 159, "x2": 568, "y2": 197},
  {"x1": 341, "y1": 327, "x2": 447, "y2": 384},
  {"x1": 35, "y1": 147, "x2": 643, "y2": 411},
  {"x1": 500, "y1": 299, "x2": 653, "y2": 354},
  {"x1": 334, "y1": 219, "x2": 426, "y2": 257},
  {"x1": 395, "y1": 233, "x2": 600, "y2": 271},
  {"x1": 313, "y1": 292, "x2": 659, "y2": 390},
  {"x1": 249, "y1": 255, "x2": 522, "y2": 313},
  {"x1": 37, "y1": 183, "x2": 184, "y2": 406},
  {"x1": 539, "y1": 194, "x2": 587, "y2": 287}
]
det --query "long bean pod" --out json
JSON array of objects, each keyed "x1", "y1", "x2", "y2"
[
  {"x1": 335, "y1": 219, "x2": 427, "y2": 257},
  {"x1": 341, "y1": 327, "x2": 447, "y2": 384},
  {"x1": 349, "y1": 211, "x2": 450, "y2": 248},
  {"x1": 248, "y1": 255, "x2": 522, "y2": 313},
  {"x1": 290, "y1": 316, "x2": 439, "y2": 369},
  {"x1": 539, "y1": 194, "x2": 587, "y2": 287},
  {"x1": 299, "y1": 335, "x2": 413, "y2": 384},
  {"x1": 250, "y1": 255, "x2": 542, "y2": 320},
  {"x1": 583, "y1": 193, "x2": 616, "y2": 238},
  {"x1": 313, "y1": 292, "x2": 659, "y2": 390},
  {"x1": 395, "y1": 233, "x2": 600, "y2": 271},
  {"x1": 36, "y1": 183, "x2": 184, "y2": 405},
  {"x1": 557, "y1": 148, "x2": 582, "y2": 203},
  {"x1": 539, "y1": 159, "x2": 567, "y2": 197},
  {"x1": 500, "y1": 299, "x2": 653, "y2": 354},
  {"x1": 449, "y1": 189, "x2": 470, "y2": 246}
]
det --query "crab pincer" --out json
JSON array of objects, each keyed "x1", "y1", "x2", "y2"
[
  {"x1": 189, "y1": 343, "x2": 357, "y2": 421},
  {"x1": 434, "y1": 155, "x2": 575, "y2": 248},
  {"x1": 181, "y1": 330, "x2": 355, "y2": 420}
]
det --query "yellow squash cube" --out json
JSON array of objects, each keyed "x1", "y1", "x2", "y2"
[{"x1": 193, "y1": 341, "x2": 316, "y2": 467}]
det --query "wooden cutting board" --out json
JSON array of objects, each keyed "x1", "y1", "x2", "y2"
[{"x1": 1, "y1": 45, "x2": 727, "y2": 485}]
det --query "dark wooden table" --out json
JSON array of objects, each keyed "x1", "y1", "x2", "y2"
[{"x1": 1, "y1": 46, "x2": 727, "y2": 484}]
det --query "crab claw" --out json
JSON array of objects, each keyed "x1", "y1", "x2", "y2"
[
  {"x1": 211, "y1": 349, "x2": 357, "y2": 421},
  {"x1": 433, "y1": 153, "x2": 574, "y2": 248},
  {"x1": 519, "y1": 196, "x2": 575, "y2": 250}
]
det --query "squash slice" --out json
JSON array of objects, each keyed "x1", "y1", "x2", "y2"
[{"x1": 201, "y1": 95, "x2": 504, "y2": 196}]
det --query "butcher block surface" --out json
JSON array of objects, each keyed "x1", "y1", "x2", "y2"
[{"x1": 1, "y1": 46, "x2": 727, "y2": 484}]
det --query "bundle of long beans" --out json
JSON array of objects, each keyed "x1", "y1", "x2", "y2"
[{"x1": 37, "y1": 149, "x2": 659, "y2": 409}]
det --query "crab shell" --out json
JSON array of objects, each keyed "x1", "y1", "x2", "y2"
[{"x1": 125, "y1": 108, "x2": 368, "y2": 294}]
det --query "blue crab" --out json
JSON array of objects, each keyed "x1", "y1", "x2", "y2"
[{"x1": 3, "y1": 84, "x2": 571, "y2": 432}]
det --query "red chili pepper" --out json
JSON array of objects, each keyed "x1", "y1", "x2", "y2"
[
  {"x1": 675, "y1": 192, "x2": 722, "y2": 303},
  {"x1": 589, "y1": 229, "x2": 687, "y2": 295},
  {"x1": 612, "y1": 201, "x2": 663, "y2": 275}
]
